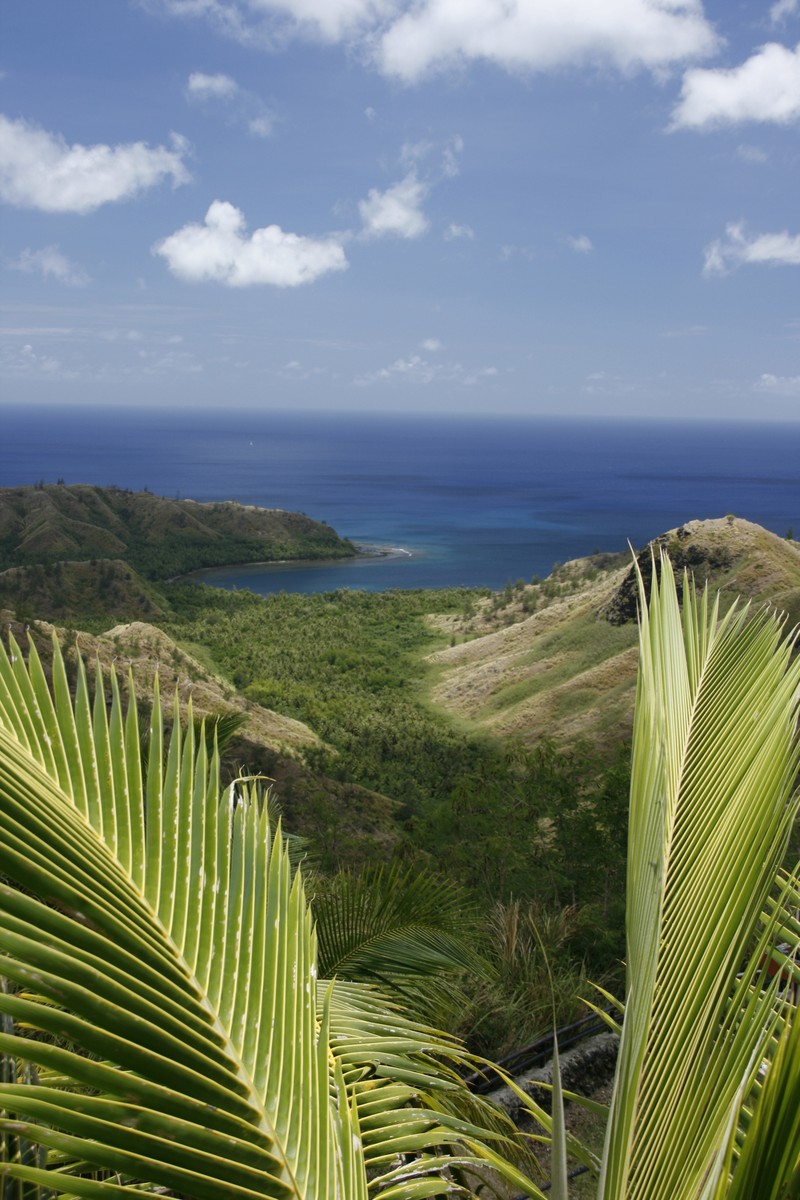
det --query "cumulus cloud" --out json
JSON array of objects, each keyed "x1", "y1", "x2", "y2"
[
  {"x1": 152, "y1": 0, "x2": 718, "y2": 82},
  {"x1": 755, "y1": 372, "x2": 800, "y2": 393},
  {"x1": 154, "y1": 200, "x2": 348, "y2": 286},
  {"x1": 0, "y1": 115, "x2": 189, "y2": 213},
  {"x1": 671, "y1": 42, "x2": 800, "y2": 129},
  {"x1": 567, "y1": 234, "x2": 593, "y2": 253},
  {"x1": 703, "y1": 222, "x2": 800, "y2": 275},
  {"x1": 9, "y1": 245, "x2": 89, "y2": 287},
  {"x1": 377, "y1": 0, "x2": 719, "y2": 82},
  {"x1": 187, "y1": 70, "x2": 239, "y2": 98},
  {"x1": 358, "y1": 172, "x2": 429, "y2": 239},
  {"x1": 420, "y1": 337, "x2": 441, "y2": 351}
]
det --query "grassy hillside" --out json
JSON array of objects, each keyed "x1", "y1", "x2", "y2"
[
  {"x1": 426, "y1": 518, "x2": 800, "y2": 753},
  {"x1": 0, "y1": 558, "x2": 168, "y2": 624},
  {"x1": 0, "y1": 482, "x2": 356, "y2": 579}
]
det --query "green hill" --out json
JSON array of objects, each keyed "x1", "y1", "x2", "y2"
[
  {"x1": 0, "y1": 483, "x2": 356, "y2": 579},
  {"x1": 0, "y1": 559, "x2": 168, "y2": 625},
  {"x1": 426, "y1": 517, "x2": 800, "y2": 753}
]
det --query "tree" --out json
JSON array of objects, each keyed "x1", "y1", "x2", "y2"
[
  {"x1": 0, "y1": 637, "x2": 537, "y2": 1199},
  {"x1": 514, "y1": 552, "x2": 800, "y2": 1198}
]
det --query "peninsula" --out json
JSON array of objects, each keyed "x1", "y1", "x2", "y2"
[{"x1": 0, "y1": 483, "x2": 356, "y2": 579}]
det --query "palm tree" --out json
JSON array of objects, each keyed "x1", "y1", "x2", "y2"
[
  {"x1": 514, "y1": 552, "x2": 800, "y2": 1198},
  {"x1": 0, "y1": 637, "x2": 538, "y2": 1199}
]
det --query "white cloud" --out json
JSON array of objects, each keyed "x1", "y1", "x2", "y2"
[
  {"x1": 703, "y1": 222, "x2": 800, "y2": 275},
  {"x1": 154, "y1": 199, "x2": 348, "y2": 286},
  {"x1": 567, "y1": 234, "x2": 593, "y2": 253},
  {"x1": 9, "y1": 245, "x2": 89, "y2": 287},
  {"x1": 671, "y1": 43, "x2": 800, "y2": 129},
  {"x1": 186, "y1": 71, "x2": 239, "y2": 98},
  {"x1": 377, "y1": 0, "x2": 718, "y2": 83},
  {"x1": 185, "y1": 71, "x2": 274, "y2": 136},
  {"x1": 358, "y1": 172, "x2": 429, "y2": 239},
  {"x1": 150, "y1": 0, "x2": 395, "y2": 45},
  {"x1": 247, "y1": 114, "x2": 274, "y2": 137},
  {"x1": 421, "y1": 337, "x2": 441, "y2": 351},
  {"x1": 441, "y1": 134, "x2": 463, "y2": 178},
  {"x1": 755, "y1": 372, "x2": 800, "y2": 393},
  {"x1": 399, "y1": 134, "x2": 462, "y2": 179},
  {"x1": 770, "y1": 0, "x2": 798, "y2": 24},
  {"x1": 1, "y1": 341, "x2": 62, "y2": 376},
  {"x1": 152, "y1": 0, "x2": 718, "y2": 82},
  {"x1": 355, "y1": 350, "x2": 498, "y2": 387},
  {"x1": 444, "y1": 222, "x2": 474, "y2": 241},
  {"x1": 0, "y1": 114, "x2": 189, "y2": 213}
]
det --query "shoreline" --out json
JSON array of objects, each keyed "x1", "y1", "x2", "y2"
[{"x1": 177, "y1": 542, "x2": 414, "y2": 583}]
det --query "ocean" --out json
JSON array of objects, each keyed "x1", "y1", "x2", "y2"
[{"x1": 1, "y1": 404, "x2": 798, "y2": 594}]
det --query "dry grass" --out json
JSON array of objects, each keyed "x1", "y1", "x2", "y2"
[{"x1": 424, "y1": 519, "x2": 800, "y2": 754}]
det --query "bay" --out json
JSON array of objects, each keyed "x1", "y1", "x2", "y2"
[{"x1": 1, "y1": 403, "x2": 798, "y2": 593}]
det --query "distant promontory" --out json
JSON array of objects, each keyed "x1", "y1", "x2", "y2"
[{"x1": 0, "y1": 483, "x2": 356, "y2": 580}]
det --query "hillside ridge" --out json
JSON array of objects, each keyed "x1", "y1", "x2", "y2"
[
  {"x1": 426, "y1": 517, "x2": 800, "y2": 752},
  {"x1": 0, "y1": 483, "x2": 356, "y2": 579}
]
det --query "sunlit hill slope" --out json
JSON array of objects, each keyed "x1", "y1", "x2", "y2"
[{"x1": 426, "y1": 518, "x2": 800, "y2": 752}]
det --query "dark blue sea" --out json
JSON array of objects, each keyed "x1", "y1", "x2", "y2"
[{"x1": 1, "y1": 404, "x2": 798, "y2": 594}]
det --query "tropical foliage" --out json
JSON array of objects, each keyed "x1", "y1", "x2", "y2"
[
  {"x1": 516, "y1": 553, "x2": 800, "y2": 1198},
  {"x1": 0, "y1": 634, "x2": 538, "y2": 1198},
  {"x1": 166, "y1": 582, "x2": 631, "y2": 972},
  {"x1": 2, "y1": 551, "x2": 799, "y2": 1198}
]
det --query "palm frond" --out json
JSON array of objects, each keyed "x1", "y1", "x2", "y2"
[
  {"x1": 315, "y1": 862, "x2": 490, "y2": 1019},
  {"x1": 598, "y1": 553, "x2": 800, "y2": 1200},
  {"x1": 0, "y1": 633, "x2": 539, "y2": 1199}
]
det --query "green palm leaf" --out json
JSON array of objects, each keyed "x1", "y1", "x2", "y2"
[
  {"x1": 0, "y1": 634, "x2": 539, "y2": 1199},
  {"x1": 314, "y1": 863, "x2": 490, "y2": 1019},
  {"x1": 598, "y1": 553, "x2": 800, "y2": 1200}
]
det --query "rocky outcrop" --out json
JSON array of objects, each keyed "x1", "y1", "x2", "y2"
[
  {"x1": 602, "y1": 525, "x2": 732, "y2": 625},
  {"x1": 490, "y1": 1032, "x2": 620, "y2": 1129}
]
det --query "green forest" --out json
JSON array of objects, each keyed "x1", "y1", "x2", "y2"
[{"x1": 164, "y1": 581, "x2": 630, "y2": 1053}]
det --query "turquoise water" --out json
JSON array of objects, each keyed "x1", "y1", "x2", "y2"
[{"x1": 2, "y1": 404, "x2": 798, "y2": 592}]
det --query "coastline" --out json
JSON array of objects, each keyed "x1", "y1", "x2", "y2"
[{"x1": 178, "y1": 542, "x2": 414, "y2": 585}]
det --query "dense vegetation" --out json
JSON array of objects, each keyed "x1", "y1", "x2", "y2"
[
  {"x1": 3, "y1": 503, "x2": 798, "y2": 1063},
  {"x1": 2, "y1": 555, "x2": 798, "y2": 1198},
  {"x1": 0, "y1": 483, "x2": 355, "y2": 579},
  {"x1": 166, "y1": 581, "x2": 631, "y2": 1049}
]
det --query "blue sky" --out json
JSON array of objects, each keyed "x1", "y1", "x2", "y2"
[{"x1": 1, "y1": 0, "x2": 799, "y2": 418}]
